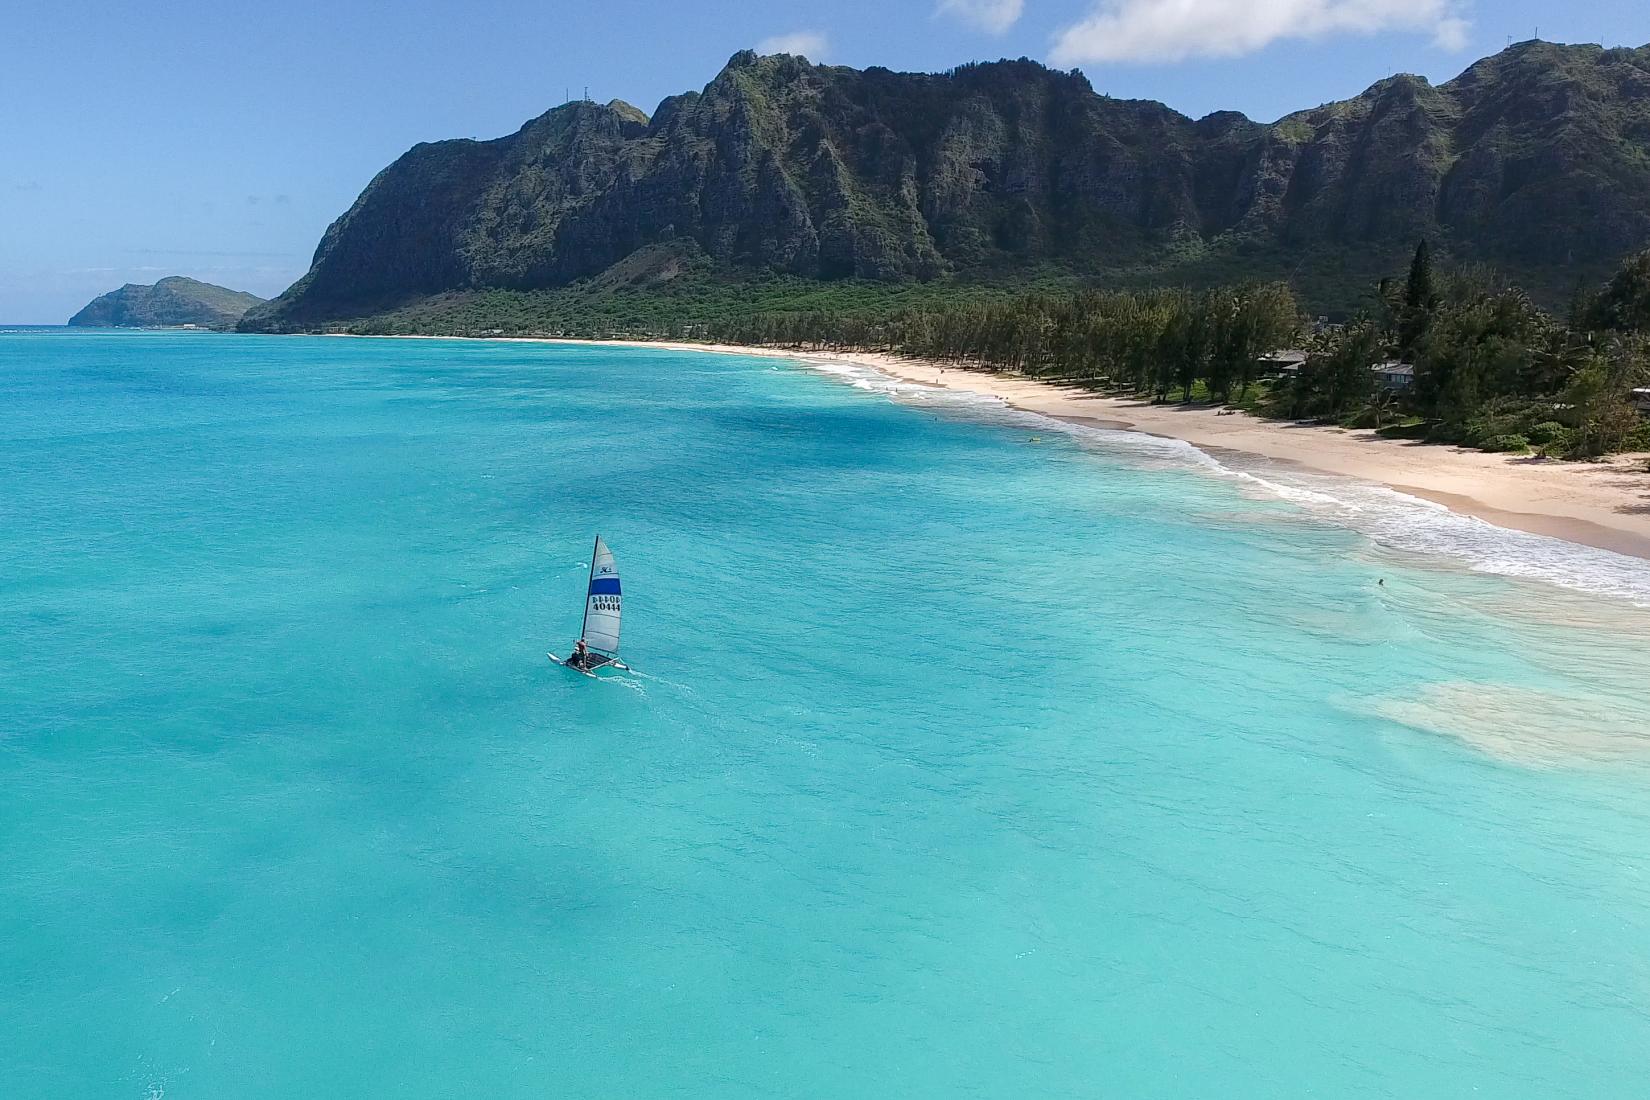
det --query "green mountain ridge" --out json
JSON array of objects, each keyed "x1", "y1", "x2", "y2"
[
  {"x1": 243, "y1": 40, "x2": 1650, "y2": 332},
  {"x1": 70, "y1": 277, "x2": 266, "y2": 330}
]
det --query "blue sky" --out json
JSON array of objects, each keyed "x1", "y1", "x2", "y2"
[{"x1": 3, "y1": 0, "x2": 1646, "y2": 323}]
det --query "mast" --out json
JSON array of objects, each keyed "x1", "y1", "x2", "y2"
[{"x1": 580, "y1": 534, "x2": 599, "y2": 642}]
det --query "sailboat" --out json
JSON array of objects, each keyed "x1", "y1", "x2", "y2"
[{"x1": 549, "y1": 535, "x2": 628, "y2": 676}]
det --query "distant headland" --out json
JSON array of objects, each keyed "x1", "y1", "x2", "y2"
[{"x1": 69, "y1": 276, "x2": 266, "y2": 331}]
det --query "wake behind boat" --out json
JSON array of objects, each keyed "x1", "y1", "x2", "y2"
[{"x1": 550, "y1": 535, "x2": 629, "y2": 676}]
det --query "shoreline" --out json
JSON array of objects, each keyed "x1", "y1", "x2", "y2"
[{"x1": 336, "y1": 333, "x2": 1650, "y2": 563}]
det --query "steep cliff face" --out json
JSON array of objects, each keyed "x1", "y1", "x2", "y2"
[
  {"x1": 69, "y1": 277, "x2": 266, "y2": 329},
  {"x1": 1435, "y1": 43, "x2": 1650, "y2": 266},
  {"x1": 245, "y1": 41, "x2": 1650, "y2": 329}
]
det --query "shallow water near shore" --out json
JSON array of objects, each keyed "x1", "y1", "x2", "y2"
[{"x1": 4, "y1": 330, "x2": 1650, "y2": 1098}]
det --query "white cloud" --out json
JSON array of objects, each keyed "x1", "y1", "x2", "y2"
[
  {"x1": 936, "y1": 0, "x2": 1026, "y2": 35},
  {"x1": 1050, "y1": 0, "x2": 1473, "y2": 65},
  {"x1": 1432, "y1": 15, "x2": 1470, "y2": 50},
  {"x1": 756, "y1": 30, "x2": 829, "y2": 60}
]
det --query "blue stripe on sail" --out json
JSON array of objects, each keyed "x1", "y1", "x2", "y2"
[{"x1": 588, "y1": 577, "x2": 622, "y2": 595}]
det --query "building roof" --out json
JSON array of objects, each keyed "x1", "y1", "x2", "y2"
[
  {"x1": 1372, "y1": 361, "x2": 1416, "y2": 376},
  {"x1": 1258, "y1": 349, "x2": 1308, "y2": 366}
]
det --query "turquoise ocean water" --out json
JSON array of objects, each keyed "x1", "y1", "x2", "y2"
[{"x1": 4, "y1": 329, "x2": 1650, "y2": 1098}]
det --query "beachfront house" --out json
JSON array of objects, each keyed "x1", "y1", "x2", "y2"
[
  {"x1": 1257, "y1": 349, "x2": 1308, "y2": 378},
  {"x1": 1633, "y1": 387, "x2": 1650, "y2": 415},
  {"x1": 1372, "y1": 361, "x2": 1416, "y2": 390}
]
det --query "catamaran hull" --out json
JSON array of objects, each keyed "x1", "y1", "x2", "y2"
[{"x1": 548, "y1": 652, "x2": 629, "y2": 677}]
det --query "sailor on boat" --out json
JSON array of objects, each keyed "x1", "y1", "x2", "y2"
[{"x1": 568, "y1": 639, "x2": 592, "y2": 672}]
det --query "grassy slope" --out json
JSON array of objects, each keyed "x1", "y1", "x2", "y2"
[
  {"x1": 271, "y1": 240, "x2": 1409, "y2": 338},
  {"x1": 312, "y1": 272, "x2": 1066, "y2": 337}
]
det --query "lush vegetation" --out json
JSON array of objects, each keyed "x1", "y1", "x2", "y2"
[
  {"x1": 704, "y1": 284, "x2": 1302, "y2": 402},
  {"x1": 325, "y1": 272, "x2": 1074, "y2": 339},
  {"x1": 683, "y1": 244, "x2": 1650, "y2": 460},
  {"x1": 1367, "y1": 245, "x2": 1650, "y2": 457}
]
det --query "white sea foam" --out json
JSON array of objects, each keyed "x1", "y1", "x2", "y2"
[{"x1": 792, "y1": 354, "x2": 1650, "y2": 608}]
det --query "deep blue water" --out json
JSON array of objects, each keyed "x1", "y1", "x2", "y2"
[{"x1": 4, "y1": 329, "x2": 1650, "y2": 1098}]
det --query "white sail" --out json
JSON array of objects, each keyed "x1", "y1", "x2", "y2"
[{"x1": 581, "y1": 536, "x2": 622, "y2": 655}]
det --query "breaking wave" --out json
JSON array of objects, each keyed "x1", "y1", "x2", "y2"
[{"x1": 792, "y1": 353, "x2": 1650, "y2": 608}]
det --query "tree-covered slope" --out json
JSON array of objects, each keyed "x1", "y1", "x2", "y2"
[
  {"x1": 70, "y1": 277, "x2": 266, "y2": 330},
  {"x1": 243, "y1": 41, "x2": 1650, "y2": 332}
]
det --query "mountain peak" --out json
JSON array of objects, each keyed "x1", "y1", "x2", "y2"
[{"x1": 242, "y1": 42, "x2": 1650, "y2": 331}]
